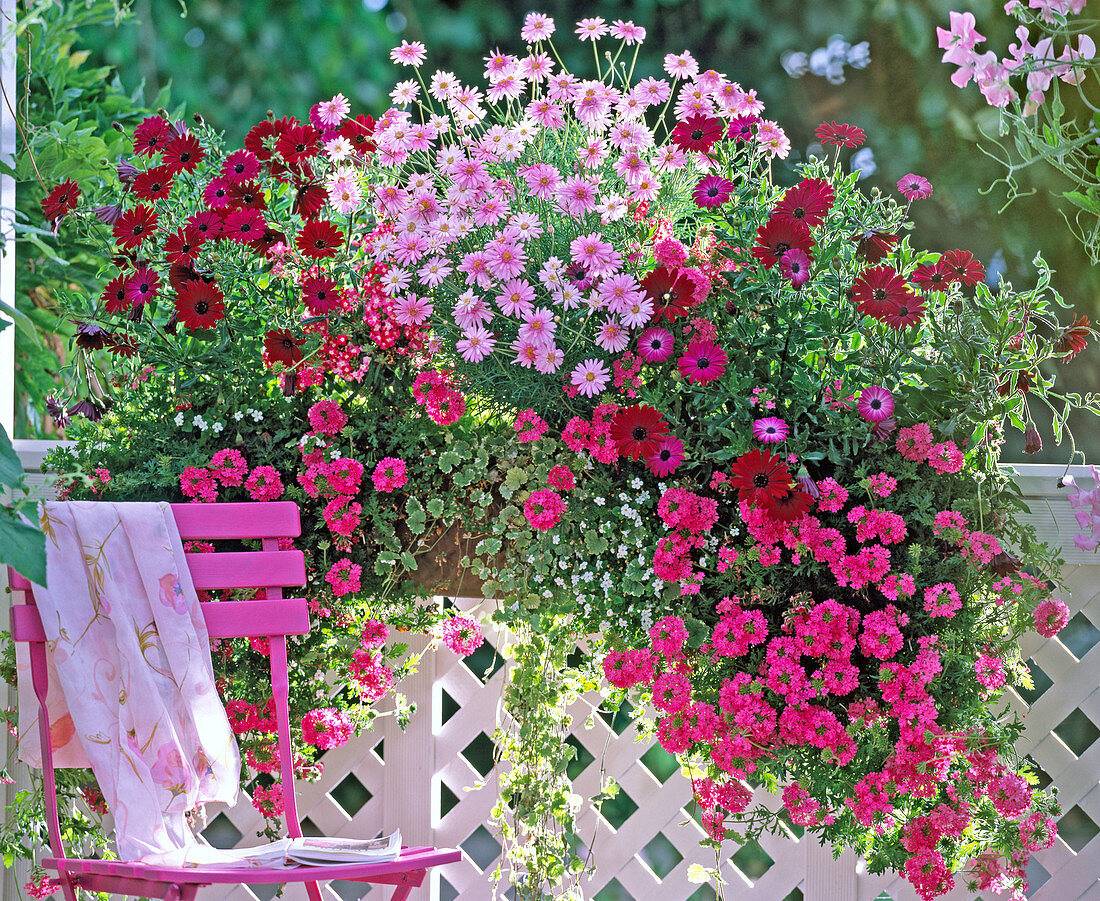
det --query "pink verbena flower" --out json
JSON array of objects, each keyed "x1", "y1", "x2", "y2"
[
  {"x1": 524, "y1": 489, "x2": 566, "y2": 530},
  {"x1": 180, "y1": 465, "x2": 218, "y2": 503},
  {"x1": 514, "y1": 409, "x2": 548, "y2": 442},
  {"x1": 547, "y1": 464, "x2": 575, "y2": 490},
  {"x1": 1033, "y1": 597, "x2": 1070, "y2": 637},
  {"x1": 361, "y1": 619, "x2": 389, "y2": 649},
  {"x1": 325, "y1": 558, "x2": 362, "y2": 598},
  {"x1": 924, "y1": 582, "x2": 962, "y2": 617},
  {"x1": 441, "y1": 615, "x2": 483, "y2": 656},
  {"x1": 308, "y1": 398, "x2": 348, "y2": 436},
  {"x1": 927, "y1": 440, "x2": 964, "y2": 473},
  {"x1": 301, "y1": 707, "x2": 353, "y2": 750},
  {"x1": 210, "y1": 449, "x2": 248, "y2": 487},
  {"x1": 372, "y1": 457, "x2": 408, "y2": 492},
  {"x1": 245, "y1": 466, "x2": 284, "y2": 501}
]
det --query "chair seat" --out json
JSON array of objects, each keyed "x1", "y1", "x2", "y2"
[{"x1": 44, "y1": 846, "x2": 463, "y2": 885}]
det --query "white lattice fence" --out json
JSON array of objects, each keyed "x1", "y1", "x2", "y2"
[{"x1": 5, "y1": 456, "x2": 1100, "y2": 901}]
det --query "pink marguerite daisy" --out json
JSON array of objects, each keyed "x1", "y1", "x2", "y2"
[
  {"x1": 571, "y1": 359, "x2": 610, "y2": 397},
  {"x1": 390, "y1": 40, "x2": 428, "y2": 67},
  {"x1": 456, "y1": 326, "x2": 497, "y2": 362}
]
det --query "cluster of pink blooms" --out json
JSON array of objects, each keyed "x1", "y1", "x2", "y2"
[
  {"x1": 301, "y1": 707, "x2": 354, "y2": 749},
  {"x1": 180, "y1": 448, "x2": 285, "y2": 504},
  {"x1": 896, "y1": 422, "x2": 965, "y2": 474},
  {"x1": 294, "y1": 403, "x2": 369, "y2": 546},
  {"x1": 440, "y1": 615, "x2": 484, "y2": 656},
  {"x1": 371, "y1": 14, "x2": 789, "y2": 399},
  {"x1": 349, "y1": 619, "x2": 395, "y2": 702},
  {"x1": 372, "y1": 456, "x2": 408, "y2": 492},
  {"x1": 325, "y1": 557, "x2": 362, "y2": 598},
  {"x1": 938, "y1": 7, "x2": 1093, "y2": 112},
  {"x1": 524, "y1": 488, "x2": 567, "y2": 530},
  {"x1": 411, "y1": 369, "x2": 467, "y2": 426},
  {"x1": 24, "y1": 876, "x2": 59, "y2": 899}
]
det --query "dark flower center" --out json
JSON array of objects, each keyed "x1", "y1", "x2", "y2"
[
  {"x1": 774, "y1": 241, "x2": 791, "y2": 254},
  {"x1": 194, "y1": 301, "x2": 209, "y2": 314},
  {"x1": 632, "y1": 426, "x2": 647, "y2": 441},
  {"x1": 870, "y1": 398, "x2": 883, "y2": 409},
  {"x1": 696, "y1": 357, "x2": 710, "y2": 369},
  {"x1": 281, "y1": 338, "x2": 295, "y2": 349},
  {"x1": 707, "y1": 187, "x2": 720, "y2": 197},
  {"x1": 752, "y1": 473, "x2": 771, "y2": 488},
  {"x1": 691, "y1": 129, "x2": 704, "y2": 141},
  {"x1": 792, "y1": 206, "x2": 806, "y2": 218},
  {"x1": 873, "y1": 288, "x2": 887, "y2": 300},
  {"x1": 658, "y1": 449, "x2": 672, "y2": 461},
  {"x1": 132, "y1": 224, "x2": 146, "y2": 236}
]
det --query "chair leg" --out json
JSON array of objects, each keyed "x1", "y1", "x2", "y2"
[
  {"x1": 389, "y1": 888, "x2": 412, "y2": 901},
  {"x1": 305, "y1": 880, "x2": 324, "y2": 901}
]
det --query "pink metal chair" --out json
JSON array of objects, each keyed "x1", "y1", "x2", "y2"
[{"x1": 9, "y1": 501, "x2": 460, "y2": 901}]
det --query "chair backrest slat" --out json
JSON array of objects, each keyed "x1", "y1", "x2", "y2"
[
  {"x1": 12, "y1": 599, "x2": 310, "y2": 642},
  {"x1": 170, "y1": 501, "x2": 300, "y2": 539},
  {"x1": 187, "y1": 551, "x2": 305, "y2": 590}
]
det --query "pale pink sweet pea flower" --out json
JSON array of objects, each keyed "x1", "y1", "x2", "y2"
[{"x1": 937, "y1": 11, "x2": 986, "y2": 56}]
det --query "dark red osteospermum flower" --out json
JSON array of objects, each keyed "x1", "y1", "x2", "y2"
[
  {"x1": 113, "y1": 204, "x2": 159, "y2": 250},
  {"x1": 175, "y1": 280, "x2": 226, "y2": 330},
  {"x1": 294, "y1": 182, "x2": 329, "y2": 219},
  {"x1": 264, "y1": 328, "x2": 306, "y2": 366},
  {"x1": 338, "y1": 114, "x2": 376, "y2": 153},
  {"x1": 761, "y1": 487, "x2": 814, "y2": 522},
  {"x1": 125, "y1": 265, "x2": 161, "y2": 307},
  {"x1": 222, "y1": 208, "x2": 266, "y2": 244},
  {"x1": 814, "y1": 121, "x2": 866, "y2": 148},
  {"x1": 850, "y1": 266, "x2": 914, "y2": 320},
  {"x1": 727, "y1": 115, "x2": 760, "y2": 143},
  {"x1": 880, "y1": 294, "x2": 926, "y2": 329},
  {"x1": 245, "y1": 116, "x2": 298, "y2": 161},
  {"x1": 161, "y1": 133, "x2": 205, "y2": 174},
  {"x1": 301, "y1": 275, "x2": 344, "y2": 315},
  {"x1": 609, "y1": 404, "x2": 670, "y2": 461},
  {"x1": 221, "y1": 149, "x2": 262, "y2": 184},
  {"x1": 107, "y1": 335, "x2": 140, "y2": 358},
  {"x1": 203, "y1": 177, "x2": 232, "y2": 210},
  {"x1": 940, "y1": 249, "x2": 985, "y2": 286},
  {"x1": 251, "y1": 226, "x2": 288, "y2": 256},
  {"x1": 132, "y1": 115, "x2": 172, "y2": 156},
  {"x1": 671, "y1": 114, "x2": 725, "y2": 153},
  {"x1": 728, "y1": 449, "x2": 793, "y2": 507},
  {"x1": 226, "y1": 181, "x2": 267, "y2": 211},
  {"x1": 169, "y1": 263, "x2": 204, "y2": 293},
  {"x1": 40, "y1": 180, "x2": 80, "y2": 224},
  {"x1": 276, "y1": 124, "x2": 322, "y2": 164},
  {"x1": 132, "y1": 166, "x2": 174, "y2": 201},
  {"x1": 296, "y1": 219, "x2": 344, "y2": 259},
  {"x1": 641, "y1": 266, "x2": 698, "y2": 323},
  {"x1": 752, "y1": 216, "x2": 814, "y2": 269},
  {"x1": 909, "y1": 262, "x2": 951, "y2": 292},
  {"x1": 1054, "y1": 314, "x2": 1091, "y2": 362},
  {"x1": 852, "y1": 231, "x2": 899, "y2": 264},
  {"x1": 997, "y1": 370, "x2": 1033, "y2": 396},
  {"x1": 772, "y1": 177, "x2": 835, "y2": 228},
  {"x1": 164, "y1": 226, "x2": 206, "y2": 266},
  {"x1": 102, "y1": 274, "x2": 131, "y2": 314},
  {"x1": 185, "y1": 210, "x2": 224, "y2": 240}
]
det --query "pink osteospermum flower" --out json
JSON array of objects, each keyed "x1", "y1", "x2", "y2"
[
  {"x1": 677, "y1": 339, "x2": 728, "y2": 385},
  {"x1": 693, "y1": 175, "x2": 734, "y2": 208},
  {"x1": 857, "y1": 386, "x2": 895, "y2": 424},
  {"x1": 897, "y1": 173, "x2": 932, "y2": 200},
  {"x1": 780, "y1": 248, "x2": 812, "y2": 288},
  {"x1": 753, "y1": 417, "x2": 789, "y2": 443},
  {"x1": 637, "y1": 327, "x2": 674, "y2": 362},
  {"x1": 647, "y1": 435, "x2": 685, "y2": 477}
]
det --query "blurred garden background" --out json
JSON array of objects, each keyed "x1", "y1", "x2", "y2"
[{"x1": 9, "y1": 0, "x2": 1099, "y2": 460}]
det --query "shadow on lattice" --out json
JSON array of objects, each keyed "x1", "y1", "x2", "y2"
[
  {"x1": 1052, "y1": 707, "x2": 1100, "y2": 757},
  {"x1": 1058, "y1": 611, "x2": 1100, "y2": 660},
  {"x1": 1016, "y1": 660, "x2": 1053, "y2": 705},
  {"x1": 462, "y1": 823, "x2": 503, "y2": 872},
  {"x1": 462, "y1": 638, "x2": 508, "y2": 684},
  {"x1": 329, "y1": 771, "x2": 372, "y2": 818},
  {"x1": 1059, "y1": 804, "x2": 1100, "y2": 852},
  {"x1": 202, "y1": 811, "x2": 243, "y2": 849}
]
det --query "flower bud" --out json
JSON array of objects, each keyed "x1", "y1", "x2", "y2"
[{"x1": 1023, "y1": 423, "x2": 1042, "y2": 455}]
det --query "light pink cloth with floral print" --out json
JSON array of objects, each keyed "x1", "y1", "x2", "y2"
[{"x1": 16, "y1": 501, "x2": 240, "y2": 863}]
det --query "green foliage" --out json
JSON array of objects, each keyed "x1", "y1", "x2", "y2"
[{"x1": 11, "y1": 0, "x2": 168, "y2": 438}]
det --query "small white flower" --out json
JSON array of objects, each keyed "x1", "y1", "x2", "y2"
[
  {"x1": 233, "y1": 410, "x2": 245, "y2": 421},
  {"x1": 174, "y1": 412, "x2": 185, "y2": 426},
  {"x1": 212, "y1": 422, "x2": 224, "y2": 434}
]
